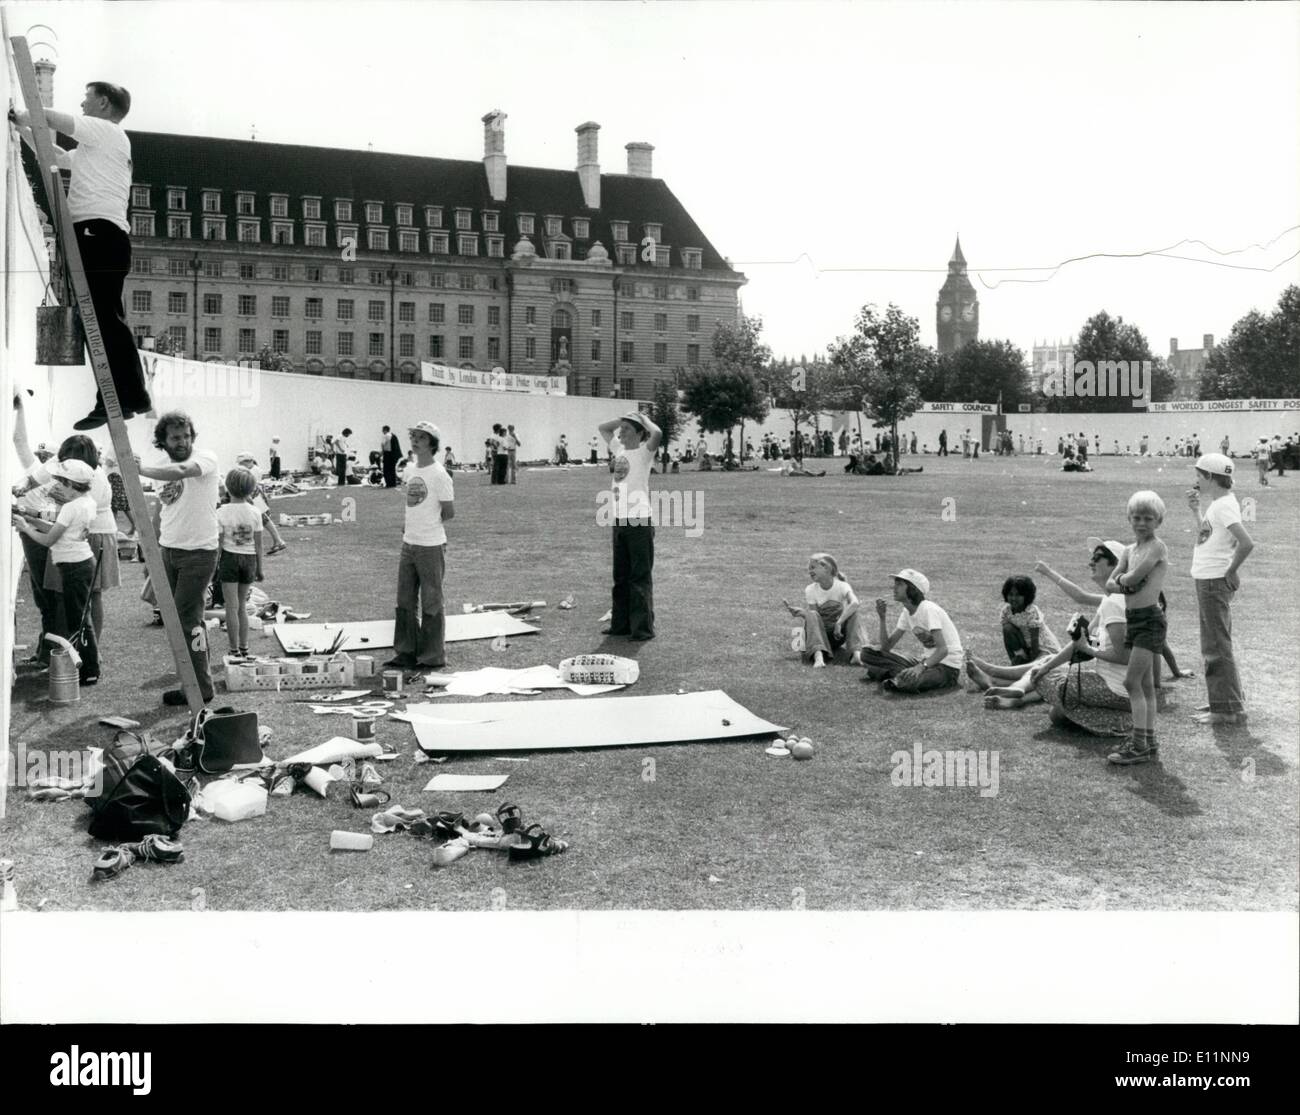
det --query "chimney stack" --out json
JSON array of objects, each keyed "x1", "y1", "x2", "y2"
[
  {"x1": 1203, "y1": 333, "x2": 1214, "y2": 351},
  {"x1": 625, "y1": 141, "x2": 654, "y2": 178},
  {"x1": 482, "y1": 110, "x2": 508, "y2": 203},
  {"x1": 33, "y1": 58, "x2": 56, "y2": 107},
  {"x1": 1169, "y1": 337, "x2": 1178, "y2": 356},
  {"x1": 576, "y1": 121, "x2": 600, "y2": 209}
]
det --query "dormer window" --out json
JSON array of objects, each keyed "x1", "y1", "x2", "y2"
[
  {"x1": 396, "y1": 204, "x2": 413, "y2": 227},
  {"x1": 430, "y1": 231, "x2": 450, "y2": 255},
  {"x1": 644, "y1": 223, "x2": 663, "y2": 243},
  {"x1": 167, "y1": 188, "x2": 186, "y2": 210},
  {"x1": 482, "y1": 211, "x2": 499, "y2": 232},
  {"x1": 270, "y1": 194, "x2": 288, "y2": 217},
  {"x1": 551, "y1": 242, "x2": 570, "y2": 260},
  {"x1": 272, "y1": 221, "x2": 294, "y2": 245},
  {"x1": 303, "y1": 197, "x2": 321, "y2": 219},
  {"x1": 518, "y1": 214, "x2": 534, "y2": 235},
  {"x1": 131, "y1": 185, "x2": 151, "y2": 208},
  {"x1": 546, "y1": 216, "x2": 563, "y2": 238},
  {"x1": 573, "y1": 218, "x2": 590, "y2": 239},
  {"x1": 486, "y1": 236, "x2": 504, "y2": 258},
  {"x1": 611, "y1": 221, "x2": 629, "y2": 242},
  {"x1": 399, "y1": 229, "x2": 419, "y2": 252},
  {"x1": 425, "y1": 206, "x2": 442, "y2": 228},
  {"x1": 365, "y1": 202, "x2": 383, "y2": 224},
  {"x1": 455, "y1": 208, "x2": 472, "y2": 230},
  {"x1": 335, "y1": 199, "x2": 353, "y2": 221},
  {"x1": 458, "y1": 234, "x2": 479, "y2": 256},
  {"x1": 654, "y1": 247, "x2": 671, "y2": 268},
  {"x1": 616, "y1": 244, "x2": 636, "y2": 266},
  {"x1": 202, "y1": 190, "x2": 221, "y2": 213},
  {"x1": 683, "y1": 248, "x2": 703, "y2": 270},
  {"x1": 368, "y1": 228, "x2": 389, "y2": 251},
  {"x1": 237, "y1": 192, "x2": 256, "y2": 215}
]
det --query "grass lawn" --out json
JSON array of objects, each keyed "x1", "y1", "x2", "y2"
[{"x1": 3, "y1": 452, "x2": 1297, "y2": 911}]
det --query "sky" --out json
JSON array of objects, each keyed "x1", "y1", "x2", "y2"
[{"x1": 6, "y1": 0, "x2": 1299, "y2": 362}]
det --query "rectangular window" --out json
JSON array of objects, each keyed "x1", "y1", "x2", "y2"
[
  {"x1": 619, "y1": 281, "x2": 635, "y2": 297},
  {"x1": 369, "y1": 333, "x2": 385, "y2": 357},
  {"x1": 454, "y1": 209, "x2": 471, "y2": 230},
  {"x1": 611, "y1": 221, "x2": 628, "y2": 242},
  {"x1": 132, "y1": 185, "x2": 151, "y2": 208},
  {"x1": 620, "y1": 377, "x2": 634, "y2": 399},
  {"x1": 203, "y1": 260, "x2": 222, "y2": 278},
  {"x1": 687, "y1": 343, "x2": 700, "y2": 365},
  {"x1": 369, "y1": 269, "x2": 386, "y2": 285},
  {"x1": 366, "y1": 202, "x2": 383, "y2": 224},
  {"x1": 368, "y1": 300, "x2": 385, "y2": 321},
  {"x1": 525, "y1": 337, "x2": 536, "y2": 359},
  {"x1": 573, "y1": 218, "x2": 589, "y2": 239},
  {"x1": 398, "y1": 301, "x2": 415, "y2": 323},
  {"x1": 457, "y1": 305, "x2": 474, "y2": 325},
  {"x1": 306, "y1": 265, "x2": 323, "y2": 282},
  {"x1": 591, "y1": 339, "x2": 601, "y2": 362},
  {"x1": 621, "y1": 341, "x2": 634, "y2": 364},
  {"x1": 424, "y1": 206, "x2": 442, "y2": 228},
  {"x1": 482, "y1": 211, "x2": 499, "y2": 232},
  {"x1": 270, "y1": 195, "x2": 288, "y2": 217},
  {"x1": 545, "y1": 216, "x2": 562, "y2": 237},
  {"x1": 335, "y1": 199, "x2": 353, "y2": 221},
  {"x1": 487, "y1": 305, "x2": 500, "y2": 326},
  {"x1": 591, "y1": 309, "x2": 602, "y2": 328},
  {"x1": 271, "y1": 295, "x2": 290, "y2": 317},
  {"x1": 168, "y1": 188, "x2": 186, "y2": 210},
  {"x1": 399, "y1": 334, "x2": 415, "y2": 358},
  {"x1": 654, "y1": 312, "x2": 668, "y2": 331},
  {"x1": 589, "y1": 376, "x2": 602, "y2": 398},
  {"x1": 517, "y1": 214, "x2": 534, "y2": 235},
  {"x1": 239, "y1": 262, "x2": 256, "y2": 281},
  {"x1": 525, "y1": 306, "x2": 536, "y2": 325},
  {"x1": 395, "y1": 204, "x2": 413, "y2": 227},
  {"x1": 336, "y1": 224, "x2": 358, "y2": 249},
  {"x1": 238, "y1": 294, "x2": 257, "y2": 315},
  {"x1": 168, "y1": 291, "x2": 188, "y2": 314},
  {"x1": 132, "y1": 324, "x2": 152, "y2": 345},
  {"x1": 683, "y1": 248, "x2": 703, "y2": 270},
  {"x1": 428, "y1": 335, "x2": 443, "y2": 358},
  {"x1": 644, "y1": 224, "x2": 663, "y2": 242},
  {"x1": 168, "y1": 258, "x2": 189, "y2": 276},
  {"x1": 131, "y1": 290, "x2": 152, "y2": 313},
  {"x1": 167, "y1": 216, "x2": 191, "y2": 238},
  {"x1": 458, "y1": 336, "x2": 474, "y2": 360},
  {"x1": 430, "y1": 232, "x2": 450, "y2": 254},
  {"x1": 167, "y1": 325, "x2": 187, "y2": 351},
  {"x1": 487, "y1": 336, "x2": 500, "y2": 361},
  {"x1": 428, "y1": 303, "x2": 445, "y2": 324},
  {"x1": 616, "y1": 244, "x2": 636, "y2": 266},
  {"x1": 132, "y1": 213, "x2": 155, "y2": 237},
  {"x1": 487, "y1": 277, "x2": 500, "y2": 291},
  {"x1": 368, "y1": 228, "x2": 389, "y2": 251},
  {"x1": 653, "y1": 283, "x2": 668, "y2": 300},
  {"x1": 237, "y1": 219, "x2": 259, "y2": 243},
  {"x1": 272, "y1": 328, "x2": 289, "y2": 352},
  {"x1": 304, "y1": 224, "x2": 326, "y2": 247},
  {"x1": 338, "y1": 267, "x2": 354, "y2": 283},
  {"x1": 430, "y1": 272, "x2": 446, "y2": 288},
  {"x1": 687, "y1": 314, "x2": 700, "y2": 332},
  {"x1": 132, "y1": 257, "x2": 152, "y2": 275},
  {"x1": 458, "y1": 234, "x2": 478, "y2": 256},
  {"x1": 399, "y1": 229, "x2": 419, "y2": 253},
  {"x1": 271, "y1": 264, "x2": 289, "y2": 282},
  {"x1": 238, "y1": 328, "x2": 256, "y2": 353},
  {"x1": 204, "y1": 327, "x2": 222, "y2": 352},
  {"x1": 654, "y1": 247, "x2": 670, "y2": 268},
  {"x1": 270, "y1": 222, "x2": 293, "y2": 245},
  {"x1": 337, "y1": 332, "x2": 354, "y2": 355},
  {"x1": 686, "y1": 286, "x2": 700, "y2": 301},
  {"x1": 654, "y1": 342, "x2": 667, "y2": 365},
  {"x1": 303, "y1": 198, "x2": 321, "y2": 219},
  {"x1": 459, "y1": 274, "x2": 475, "y2": 290},
  {"x1": 201, "y1": 217, "x2": 225, "y2": 240},
  {"x1": 237, "y1": 193, "x2": 255, "y2": 215},
  {"x1": 305, "y1": 297, "x2": 323, "y2": 319},
  {"x1": 487, "y1": 236, "x2": 504, "y2": 258},
  {"x1": 620, "y1": 311, "x2": 634, "y2": 330},
  {"x1": 337, "y1": 299, "x2": 354, "y2": 319},
  {"x1": 202, "y1": 293, "x2": 222, "y2": 314},
  {"x1": 305, "y1": 330, "x2": 322, "y2": 355},
  {"x1": 551, "y1": 242, "x2": 570, "y2": 260}
]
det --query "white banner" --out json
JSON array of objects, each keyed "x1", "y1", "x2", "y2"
[
  {"x1": 1145, "y1": 399, "x2": 1300, "y2": 413},
  {"x1": 918, "y1": 401, "x2": 997, "y2": 414},
  {"x1": 421, "y1": 362, "x2": 567, "y2": 395}
]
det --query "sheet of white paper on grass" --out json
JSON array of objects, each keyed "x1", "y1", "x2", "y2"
[
  {"x1": 272, "y1": 613, "x2": 539, "y2": 654},
  {"x1": 423, "y1": 664, "x2": 623, "y2": 697},
  {"x1": 410, "y1": 690, "x2": 785, "y2": 753},
  {"x1": 422, "y1": 773, "x2": 509, "y2": 792}
]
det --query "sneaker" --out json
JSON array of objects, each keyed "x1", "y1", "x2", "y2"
[{"x1": 1107, "y1": 740, "x2": 1155, "y2": 765}]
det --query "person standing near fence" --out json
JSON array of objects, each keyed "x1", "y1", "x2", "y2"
[
  {"x1": 335, "y1": 428, "x2": 354, "y2": 486},
  {"x1": 381, "y1": 425, "x2": 402, "y2": 489},
  {"x1": 506, "y1": 424, "x2": 520, "y2": 484}
]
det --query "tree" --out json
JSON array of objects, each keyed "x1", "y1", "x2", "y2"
[
  {"x1": 933, "y1": 339, "x2": 1032, "y2": 408},
  {"x1": 704, "y1": 312, "x2": 773, "y2": 456},
  {"x1": 1067, "y1": 311, "x2": 1176, "y2": 412},
  {"x1": 650, "y1": 378, "x2": 684, "y2": 470},
  {"x1": 680, "y1": 364, "x2": 769, "y2": 453},
  {"x1": 1200, "y1": 285, "x2": 1300, "y2": 400},
  {"x1": 827, "y1": 303, "x2": 933, "y2": 472},
  {"x1": 772, "y1": 359, "x2": 840, "y2": 457}
]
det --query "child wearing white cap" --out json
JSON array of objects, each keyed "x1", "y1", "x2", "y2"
[
  {"x1": 861, "y1": 570, "x2": 963, "y2": 692},
  {"x1": 1187, "y1": 452, "x2": 1254, "y2": 725}
]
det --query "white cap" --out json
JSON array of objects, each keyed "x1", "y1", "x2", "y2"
[
  {"x1": 892, "y1": 568, "x2": 930, "y2": 597},
  {"x1": 52, "y1": 459, "x2": 95, "y2": 485},
  {"x1": 1086, "y1": 537, "x2": 1126, "y2": 564},
  {"x1": 1195, "y1": 452, "x2": 1234, "y2": 476},
  {"x1": 410, "y1": 420, "x2": 442, "y2": 441}
]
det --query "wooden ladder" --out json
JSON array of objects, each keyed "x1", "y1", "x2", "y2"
[{"x1": 10, "y1": 36, "x2": 206, "y2": 714}]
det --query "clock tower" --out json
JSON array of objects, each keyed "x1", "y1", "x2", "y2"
[{"x1": 936, "y1": 236, "x2": 978, "y2": 355}]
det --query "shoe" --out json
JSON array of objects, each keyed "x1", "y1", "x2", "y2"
[
  {"x1": 1107, "y1": 741, "x2": 1155, "y2": 765},
  {"x1": 382, "y1": 656, "x2": 417, "y2": 669},
  {"x1": 267, "y1": 543, "x2": 288, "y2": 556},
  {"x1": 630, "y1": 632, "x2": 655, "y2": 641},
  {"x1": 73, "y1": 408, "x2": 109, "y2": 431},
  {"x1": 1193, "y1": 711, "x2": 1247, "y2": 726},
  {"x1": 81, "y1": 675, "x2": 99, "y2": 686},
  {"x1": 162, "y1": 689, "x2": 192, "y2": 706},
  {"x1": 600, "y1": 627, "x2": 630, "y2": 637}
]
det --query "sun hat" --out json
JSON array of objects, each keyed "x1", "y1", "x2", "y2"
[
  {"x1": 619, "y1": 411, "x2": 649, "y2": 434},
  {"x1": 892, "y1": 568, "x2": 930, "y2": 596},
  {"x1": 1195, "y1": 453, "x2": 1234, "y2": 476},
  {"x1": 52, "y1": 459, "x2": 95, "y2": 485},
  {"x1": 1086, "y1": 537, "x2": 1125, "y2": 564}
]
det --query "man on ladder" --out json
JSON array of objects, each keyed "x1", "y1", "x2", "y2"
[{"x1": 10, "y1": 81, "x2": 152, "y2": 429}]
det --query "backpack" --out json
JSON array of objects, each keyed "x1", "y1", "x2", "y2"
[{"x1": 86, "y1": 731, "x2": 191, "y2": 842}]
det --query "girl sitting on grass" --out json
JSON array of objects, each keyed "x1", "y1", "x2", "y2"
[
  {"x1": 216, "y1": 467, "x2": 264, "y2": 658},
  {"x1": 964, "y1": 575, "x2": 1062, "y2": 709},
  {"x1": 783, "y1": 553, "x2": 868, "y2": 668},
  {"x1": 860, "y1": 569, "x2": 963, "y2": 692}
]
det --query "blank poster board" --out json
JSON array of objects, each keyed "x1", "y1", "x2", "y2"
[
  {"x1": 273, "y1": 613, "x2": 539, "y2": 654},
  {"x1": 409, "y1": 690, "x2": 785, "y2": 753}
]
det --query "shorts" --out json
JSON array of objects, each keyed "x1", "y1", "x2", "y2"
[
  {"x1": 1124, "y1": 604, "x2": 1167, "y2": 653},
  {"x1": 218, "y1": 551, "x2": 259, "y2": 585}
]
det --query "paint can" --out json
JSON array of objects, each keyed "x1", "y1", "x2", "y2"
[
  {"x1": 382, "y1": 670, "x2": 403, "y2": 695},
  {"x1": 36, "y1": 305, "x2": 86, "y2": 365},
  {"x1": 352, "y1": 715, "x2": 377, "y2": 741},
  {"x1": 353, "y1": 655, "x2": 375, "y2": 678},
  {"x1": 48, "y1": 648, "x2": 80, "y2": 705}
]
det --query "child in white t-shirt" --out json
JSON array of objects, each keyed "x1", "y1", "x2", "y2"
[
  {"x1": 860, "y1": 569, "x2": 963, "y2": 692},
  {"x1": 216, "y1": 467, "x2": 264, "y2": 657},
  {"x1": 1253, "y1": 439, "x2": 1271, "y2": 485},
  {"x1": 784, "y1": 552, "x2": 869, "y2": 668}
]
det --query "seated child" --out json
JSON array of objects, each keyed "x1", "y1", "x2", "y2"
[
  {"x1": 999, "y1": 575, "x2": 1060, "y2": 664},
  {"x1": 860, "y1": 569, "x2": 962, "y2": 692},
  {"x1": 783, "y1": 553, "x2": 868, "y2": 668}
]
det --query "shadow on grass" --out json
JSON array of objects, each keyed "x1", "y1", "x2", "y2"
[{"x1": 1208, "y1": 724, "x2": 1289, "y2": 779}]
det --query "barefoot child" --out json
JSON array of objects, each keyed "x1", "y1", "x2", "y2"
[
  {"x1": 1104, "y1": 490, "x2": 1169, "y2": 764},
  {"x1": 782, "y1": 553, "x2": 868, "y2": 668},
  {"x1": 215, "y1": 467, "x2": 264, "y2": 657},
  {"x1": 861, "y1": 569, "x2": 963, "y2": 692},
  {"x1": 964, "y1": 574, "x2": 1061, "y2": 708}
]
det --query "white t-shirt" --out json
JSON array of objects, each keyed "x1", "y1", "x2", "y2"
[
  {"x1": 50, "y1": 494, "x2": 95, "y2": 564},
  {"x1": 894, "y1": 600, "x2": 963, "y2": 669},
  {"x1": 610, "y1": 442, "x2": 654, "y2": 520},
  {"x1": 402, "y1": 461, "x2": 454, "y2": 546},
  {"x1": 1089, "y1": 593, "x2": 1129, "y2": 696},
  {"x1": 1190, "y1": 493, "x2": 1242, "y2": 580},
  {"x1": 216, "y1": 502, "x2": 263, "y2": 555},
  {"x1": 31, "y1": 461, "x2": 115, "y2": 533},
  {"x1": 1254, "y1": 444, "x2": 1271, "y2": 463},
  {"x1": 155, "y1": 449, "x2": 220, "y2": 550},
  {"x1": 805, "y1": 579, "x2": 858, "y2": 616},
  {"x1": 67, "y1": 116, "x2": 132, "y2": 231}
]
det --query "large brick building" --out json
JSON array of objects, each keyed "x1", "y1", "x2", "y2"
[{"x1": 115, "y1": 112, "x2": 744, "y2": 399}]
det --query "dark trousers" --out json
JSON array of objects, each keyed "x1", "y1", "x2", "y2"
[
  {"x1": 610, "y1": 522, "x2": 654, "y2": 638},
  {"x1": 394, "y1": 542, "x2": 446, "y2": 666},
  {"x1": 55, "y1": 558, "x2": 100, "y2": 681},
  {"x1": 492, "y1": 454, "x2": 509, "y2": 485},
  {"x1": 335, "y1": 453, "x2": 348, "y2": 485},
  {"x1": 20, "y1": 533, "x2": 61, "y2": 662},
  {"x1": 382, "y1": 452, "x2": 399, "y2": 488},
  {"x1": 74, "y1": 220, "x2": 149, "y2": 412},
  {"x1": 270, "y1": 456, "x2": 281, "y2": 480},
  {"x1": 162, "y1": 546, "x2": 218, "y2": 701}
]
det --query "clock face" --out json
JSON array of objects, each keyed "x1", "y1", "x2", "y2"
[
  {"x1": 940, "y1": 305, "x2": 954, "y2": 323},
  {"x1": 961, "y1": 303, "x2": 976, "y2": 322}
]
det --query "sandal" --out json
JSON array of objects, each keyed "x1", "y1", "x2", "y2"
[
  {"x1": 432, "y1": 811, "x2": 467, "y2": 839},
  {"x1": 91, "y1": 846, "x2": 134, "y2": 882},
  {"x1": 496, "y1": 802, "x2": 524, "y2": 834},
  {"x1": 507, "y1": 823, "x2": 569, "y2": 861}
]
